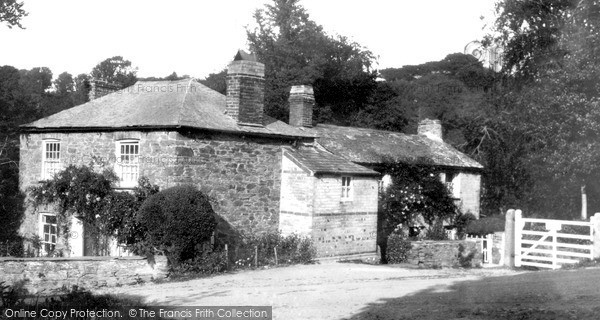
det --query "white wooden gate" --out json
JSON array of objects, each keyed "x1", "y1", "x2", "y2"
[
  {"x1": 466, "y1": 234, "x2": 493, "y2": 264},
  {"x1": 515, "y1": 212, "x2": 594, "y2": 269}
]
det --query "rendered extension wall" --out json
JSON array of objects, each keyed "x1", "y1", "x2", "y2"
[
  {"x1": 0, "y1": 256, "x2": 167, "y2": 294},
  {"x1": 20, "y1": 130, "x2": 296, "y2": 251},
  {"x1": 279, "y1": 155, "x2": 379, "y2": 257},
  {"x1": 457, "y1": 172, "x2": 481, "y2": 218},
  {"x1": 279, "y1": 155, "x2": 313, "y2": 236}
]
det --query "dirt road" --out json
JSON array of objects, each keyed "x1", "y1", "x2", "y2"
[
  {"x1": 100, "y1": 262, "x2": 600, "y2": 319},
  {"x1": 97, "y1": 262, "x2": 543, "y2": 319}
]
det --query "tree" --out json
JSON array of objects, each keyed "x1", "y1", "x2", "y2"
[
  {"x1": 247, "y1": 0, "x2": 377, "y2": 123},
  {"x1": 0, "y1": 136, "x2": 23, "y2": 256},
  {"x1": 90, "y1": 56, "x2": 137, "y2": 87},
  {"x1": 352, "y1": 81, "x2": 414, "y2": 132},
  {"x1": 19, "y1": 67, "x2": 52, "y2": 92},
  {"x1": 199, "y1": 69, "x2": 227, "y2": 94},
  {"x1": 377, "y1": 53, "x2": 494, "y2": 142},
  {"x1": 72, "y1": 73, "x2": 91, "y2": 105},
  {"x1": 489, "y1": 0, "x2": 576, "y2": 81},
  {"x1": 138, "y1": 72, "x2": 187, "y2": 82},
  {"x1": 478, "y1": 0, "x2": 600, "y2": 218},
  {"x1": 0, "y1": 0, "x2": 27, "y2": 29},
  {"x1": 54, "y1": 72, "x2": 74, "y2": 95}
]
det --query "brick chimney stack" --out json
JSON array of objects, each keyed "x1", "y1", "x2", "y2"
[
  {"x1": 226, "y1": 50, "x2": 265, "y2": 126},
  {"x1": 288, "y1": 85, "x2": 314, "y2": 127},
  {"x1": 417, "y1": 119, "x2": 443, "y2": 142},
  {"x1": 88, "y1": 79, "x2": 122, "y2": 100}
]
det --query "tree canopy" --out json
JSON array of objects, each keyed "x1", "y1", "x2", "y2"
[
  {"x1": 476, "y1": 0, "x2": 600, "y2": 218},
  {"x1": 90, "y1": 56, "x2": 138, "y2": 87},
  {"x1": 246, "y1": 0, "x2": 377, "y2": 123},
  {"x1": 0, "y1": 0, "x2": 27, "y2": 29}
]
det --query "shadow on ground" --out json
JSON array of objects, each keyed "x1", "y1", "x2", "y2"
[{"x1": 343, "y1": 268, "x2": 600, "y2": 320}]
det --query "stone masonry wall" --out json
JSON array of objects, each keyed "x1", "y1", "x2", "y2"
[
  {"x1": 406, "y1": 240, "x2": 481, "y2": 268},
  {"x1": 0, "y1": 256, "x2": 167, "y2": 294},
  {"x1": 20, "y1": 130, "x2": 293, "y2": 242},
  {"x1": 312, "y1": 176, "x2": 378, "y2": 257}
]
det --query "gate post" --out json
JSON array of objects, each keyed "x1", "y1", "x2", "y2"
[
  {"x1": 514, "y1": 210, "x2": 523, "y2": 267},
  {"x1": 592, "y1": 213, "x2": 600, "y2": 259},
  {"x1": 504, "y1": 209, "x2": 516, "y2": 267}
]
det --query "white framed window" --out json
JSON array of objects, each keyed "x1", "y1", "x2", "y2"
[
  {"x1": 39, "y1": 213, "x2": 58, "y2": 254},
  {"x1": 341, "y1": 176, "x2": 353, "y2": 201},
  {"x1": 115, "y1": 140, "x2": 139, "y2": 187},
  {"x1": 42, "y1": 139, "x2": 61, "y2": 180},
  {"x1": 441, "y1": 172, "x2": 458, "y2": 198}
]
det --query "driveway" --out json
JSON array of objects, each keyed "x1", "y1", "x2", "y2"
[{"x1": 97, "y1": 262, "x2": 532, "y2": 319}]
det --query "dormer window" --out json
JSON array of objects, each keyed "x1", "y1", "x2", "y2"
[
  {"x1": 42, "y1": 139, "x2": 61, "y2": 180},
  {"x1": 115, "y1": 140, "x2": 139, "y2": 187}
]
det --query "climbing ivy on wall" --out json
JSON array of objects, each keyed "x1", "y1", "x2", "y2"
[
  {"x1": 377, "y1": 158, "x2": 459, "y2": 262},
  {"x1": 28, "y1": 165, "x2": 158, "y2": 255}
]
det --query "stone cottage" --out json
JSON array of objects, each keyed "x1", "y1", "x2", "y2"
[{"x1": 19, "y1": 51, "x2": 482, "y2": 258}]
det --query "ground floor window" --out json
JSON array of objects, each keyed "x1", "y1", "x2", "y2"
[
  {"x1": 341, "y1": 176, "x2": 353, "y2": 200},
  {"x1": 40, "y1": 214, "x2": 58, "y2": 254}
]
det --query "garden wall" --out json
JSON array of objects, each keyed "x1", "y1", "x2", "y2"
[
  {"x1": 406, "y1": 240, "x2": 481, "y2": 268},
  {"x1": 0, "y1": 256, "x2": 167, "y2": 294}
]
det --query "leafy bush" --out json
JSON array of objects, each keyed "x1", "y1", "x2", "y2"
[
  {"x1": 425, "y1": 220, "x2": 447, "y2": 240},
  {"x1": 170, "y1": 251, "x2": 228, "y2": 277},
  {"x1": 457, "y1": 243, "x2": 477, "y2": 268},
  {"x1": 466, "y1": 215, "x2": 505, "y2": 236},
  {"x1": 138, "y1": 185, "x2": 217, "y2": 264},
  {"x1": 229, "y1": 231, "x2": 316, "y2": 268},
  {"x1": 2, "y1": 282, "x2": 144, "y2": 316},
  {"x1": 455, "y1": 213, "x2": 477, "y2": 239},
  {"x1": 0, "y1": 238, "x2": 24, "y2": 257},
  {"x1": 169, "y1": 231, "x2": 316, "y2": 277},
  {"x1": 386, "y1": 233, "x2": 413, "y2": 264},
  {"x1": 1, "y1": 281, "x2": 27, "y2": 308},
  {"x1": 102, "y1": 178, "x2": 159, "y2": 254}
]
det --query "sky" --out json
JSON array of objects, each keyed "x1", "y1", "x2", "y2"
[{"x1": 0, "y1": 0, "x2": 497, "y2": 79}]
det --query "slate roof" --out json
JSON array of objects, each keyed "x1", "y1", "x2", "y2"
[
  {"x1": 21, "y1": 79, "x2": 315, "y2": 139},
  {"x1": 283, "y1": 147, "x2": 380, "y2": 176},
  {"x1": 309, "y1": 124, "x2": 483, "y2": 170}
]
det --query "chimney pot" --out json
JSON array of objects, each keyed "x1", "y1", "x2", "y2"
[
  {"x1": 418, "y1": 119, "x2": 443, "y2": 142},
  {"x1": 88, "y1": 79, "x2": 122, "y2": 101},
  {"x1": 226, "y1": 50, "x2": 265, "y2": 126},
  {"x1": 289, "y1": 85, "x2": 314, "y2": 128}
]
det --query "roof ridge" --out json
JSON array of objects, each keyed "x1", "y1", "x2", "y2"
[
  {"x1": 318, "y1": 123, "x2": 411, "y2": 136},
  {"x1": 177, "y1": 78, "x2": 195, "y2": 126}
]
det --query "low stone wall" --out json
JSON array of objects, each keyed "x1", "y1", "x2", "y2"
[
  {"x1": 406, "y1": 240, "x2": 481, "y2": 268},
  {"x1": 0, "y1": 256, "x2": 168, "y2": 294}
]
